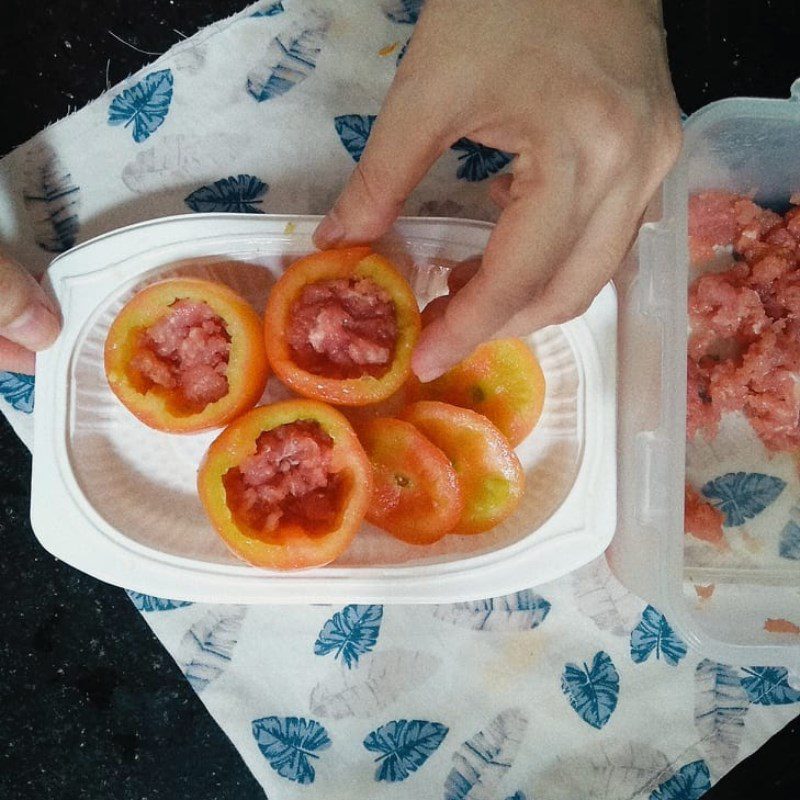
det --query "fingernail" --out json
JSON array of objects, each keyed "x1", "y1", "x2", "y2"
[
  {"x1": 314, "y1": 214, "x2": 345, "y2": 248},
  {"x1": 2, "y1": 303, "x2": 60, "y2": 351},
  {"x1": 412, "y1": 351, "x2": 447, "y2": 383}
]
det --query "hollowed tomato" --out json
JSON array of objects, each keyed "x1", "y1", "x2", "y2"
[
  {"x1": 197, "y1": 400, "x2": 372, "y2": 570},
  {"x1": 264, "y1": 247, "x2": 421, "y2": 406},
  {"x1": 402, "y1": 401, "x2": 525, "y2": 535},
  {"x1": 104, "y1": 278, "x2": 268, "y2": 433},
  {"x1": 410, "y1": 338, "x2": 545, "y2": 447},
  {"x1": 360, "y1": 417, "x2": 463, "y2": 544}
]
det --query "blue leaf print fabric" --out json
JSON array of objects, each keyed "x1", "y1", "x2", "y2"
[
  {"x1": 444, "y1": 708, "x2": 528, "y2": 800},
  {"x1": 251, "y1": 1, "x2": 284, "y2": 16},
  {"x1": 694, "y1": 660, "x2": 748, "y2": 773},
  {"x1": 649, "y1": 760, "x2": 711, "y2": 800},
  {"x1": 434, "y1": 589, "x2": 551, "y2": 631},
  {"x1": 0, "y1": 372, "x2": 34, "y2": 414},
  {"x1": 741, "y1": 667, "x2": 800, "y2": 705},
  {"x1": 252, "y1": 716, "x2": 331, "y2": 784},
  {"x1": 184, "y1": 174, "x2": 268, "y2": 213},
  {"x1": 124, "y1": 590, "x2": 192, "y2": 612},
  {"x1": 334, "y1": 114, "x2": 377, "y2": 162},
  {"x1": 631, "y1": 605, "x2": 687, "y2": 666},
  {"x1": 396, "y1": 37, "x2": 410, "y2": 65},
  {"x1": 247, "y1": 14, "x2": 330, "y2": 102},
  {"x1": 505, "y1": 793, "x2": 528, "y2": 800},
  {"x1": 561, "y1": 650, "x2": 620, "y2": 730},
  {"x1": 22, "y1": 151, "x2": 80, "y2": 253},
  {"x1": 450, "y1": 138, "x2": 513, "y2": 182},
  {"x1": 108, "y1": 69, "x2": 174, "y2": 143},
  {"x1": 178, "y1": 607, "x2": 246, "y2": 692},
  {"x1": 363, "y1": 719, "x2": 448, "y2": 782},
  {"x1": 314, "y1": 604, "x2": 383, "y2": 667},
  {"x1": 779, "y1": 519, "x2": 800, "y2": 559},
  {"x1": 381, "y1": 0, "x2": 424, "y2": 24},
  {"x1": 701, "y1": 472, "x2": 786, "y2": 526}
]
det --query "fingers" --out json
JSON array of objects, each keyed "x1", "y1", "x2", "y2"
[
  {"x1": 0, "y1": 255, "x2": 60, "y2": 354},
  {"x1": 0, "y1": 337, "x2": 36, "y2": 375},
  {"x1": 314, "y1": 77, "x2": 452, "y2": 249},
  {"x1": 489, "y1": 174, "x2": 513, "y2": 210},
  {"x1": 412, "y1": 171, "x2": 580, "y2": 380},
  {"x1": 495, "y1": 186, "x2": 647, "y2": 338}
]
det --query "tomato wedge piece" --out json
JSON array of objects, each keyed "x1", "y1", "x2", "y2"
[
  {"x1": 197, "y1": 400, "x2": 372, "y2": 570},
  {"x1": 402, "y1": 401, "x2": 524, "y2": 535},
  {"x1": 264, "y1": 247, "x2": 421, "y2": 406},
  {"x1": 411, "y1": 338, "x2": 546, "y2": 446},
  {"x1": 105, "y1": 277, "x2": 268, "y2": 433},
  {"x1": 360, "y1": 417, "x2": 463, "y2": 544}
]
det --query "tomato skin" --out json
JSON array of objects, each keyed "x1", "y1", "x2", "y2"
[
  {"x1": 197, "y1": 400, "x2": 372, "y2": 570},
  {"x1": 401, "y1": 401, "x2": 524, "y2": 535},
  {"x1": 104, "y1": 278, "x2": 268, "y2": 433},
  {"x1": 360, "y1": 417, "x2": 463, "y2": 544},
  {"x1": 264, "y1": 247, "x2": 421, "y2": 406},
  {"x1": 411, "y1": 338, "x2": 545, "y2": 447}
]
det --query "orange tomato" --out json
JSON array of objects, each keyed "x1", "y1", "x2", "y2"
[
  {"x1": 197, "y1": 400, "x2": 372, "y2": 570},
  {"x1": 402, "y1": 401, "x2": 525, "y2": 535},
  {"x1": 411, "y1": 338, "x2": 545, "y2": 446},
  {"x1": 360, "y1": 417, "x2": 463, "y2": 544},
  {"x1": 104, "y1": 278, "x2": 268, "y2": 433},
  {"x1": 264, "y1": 247, "x2": 421, "y2": 406}
]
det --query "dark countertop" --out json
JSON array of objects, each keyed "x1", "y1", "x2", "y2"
[{"x1": 0, "y1": 2, "x2": 798, "y2": 798}]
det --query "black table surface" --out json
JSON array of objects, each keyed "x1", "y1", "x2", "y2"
[{"x1": 1, "y1": 2, "x2": 798, "y2": 798}]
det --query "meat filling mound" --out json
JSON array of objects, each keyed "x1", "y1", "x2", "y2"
[
  {"x1": 223, "y1": 420, "x2": 341, "y2": 533},
  {"x1": 286, "y1": 278, "x2": 398, "y2": 379},
  {"x1": 687, "y1": 192, "x2": 800, "y2": 451},
  {"x1": 130, "y1": 299, "x2": 231, "y2": 409}
]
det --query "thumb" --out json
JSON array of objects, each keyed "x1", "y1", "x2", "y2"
[
  {"x1": 0, "y1": 254, "x2": 60, "y2": 352},
  {"x1": 314, "y1": 81, "x2": 451, "y2": 248}
]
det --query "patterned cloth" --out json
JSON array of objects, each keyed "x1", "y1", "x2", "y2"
[{"x1": 1, "y1": 2, "x2": 798, "y2": 798}]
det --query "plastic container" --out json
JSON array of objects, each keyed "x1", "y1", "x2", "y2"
[
  {"x1": 609, "y1": 79, "x2": 800, "y2": 669},
  {"x1": 31, "y1": 214, "x2": 617, "y2": 604}
]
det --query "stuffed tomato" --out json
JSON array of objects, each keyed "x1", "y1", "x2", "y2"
[
  {"x1": 264, "y1": 247, "x2": 421, "y2": 406},
  {"x1": 197, "y1": 400, "x2": 372, "y2": 569},
  {"x1": 105, "y1": 278, "x2": 268, "y2": 433}
]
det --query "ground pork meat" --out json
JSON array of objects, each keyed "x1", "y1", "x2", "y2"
[
  {"x1": 684, "y1": 484, "x2": 726, "y2": 547},
  {"x1": 130, "y1": 299, "x2": 231, "y2": 407},
  {"x1": 286, "y1": 278, "x2": 398, "y2": 379},
  {"x1": 687, "y1": 194, "x2": 800, "y2": 451},
  {"x1": 223, "y1": 420, "x2": 339, "y2": 532}
]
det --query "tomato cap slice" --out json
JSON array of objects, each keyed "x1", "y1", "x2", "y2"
[
  {"x1": 401, "y1": 401, "x2": 525, "y2": 535},
  {"x1": 360, "y1": 417, "x2": 464, "y2": 544},
  {"x1": 264, "y1": 247, "x2": 421, "y2": 406},
  {"x1": 197, "y1": 399, "x2": 372, "y2": 570},
  {"x1": 410, "y1": 338, "x2": 545, "y2": 446},
  {"x1": 105, "y1": 277, "x2": 268, "y2": 433}
]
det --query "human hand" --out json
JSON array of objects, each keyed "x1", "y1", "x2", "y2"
[
  {"x1": 314, "y1": 0, "x2": 681, "y2": 380},
  {"x1": 0, "y1": 253, "x2": 60, "y2": 374}
]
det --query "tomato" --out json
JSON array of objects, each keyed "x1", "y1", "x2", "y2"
[
  {"x1": 197, "y1": 400, "x2": 372, "y2": 570},
  {"x1": 105, "y1": 278, "x2": 268, "y2": 433},
  {"x1": 684, "y1": 484, "x2": 726, "y2": 548},
  {"x1": 264, "y1": 247, "x2": 421, "y2": 406},
  {"x1": 402, "y1": 401, "x2": 524, "y2": 535},
  {"x1": 359, "y1": 417, "x2": 463, "y2": 544},
  {"x1": 411, "y1": 338, "x2": 545, "y2": 446}
]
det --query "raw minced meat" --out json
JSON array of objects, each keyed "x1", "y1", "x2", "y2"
[
  {"x1": 223, "y1": 420, "x2": 340, "y2": 532},
  {"x1": 687, "y1": 192, "x2": 800, "y2": 451},
  {"x1": 130, "y1": 299, "x2": 231, "y2": 407},
  {"x1": 684, "y1": 484, "x2": 726, "y2": 547},
  {"x1": 286, "y1": 277, "x2": 398, "y2": 379}
]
